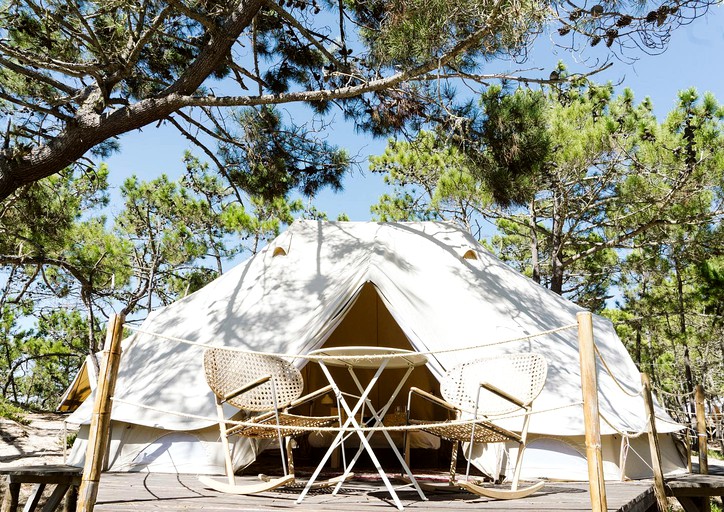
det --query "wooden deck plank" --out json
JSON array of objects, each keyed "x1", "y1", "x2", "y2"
[
  {"x1": 84, "y1": 473, "x2": 655, "y2": 512},
  {"x1": 666, "y1": 474, "x2": 724, "y2": 498}
]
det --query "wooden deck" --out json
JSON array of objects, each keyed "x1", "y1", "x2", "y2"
[
  {"x1": 664, "y1": 463, "x2": 724, "y2": 512},
  {"x1": 85, "y1": 472, "x2": 656, "y2": 512},
  {"x1": 6, "y1": 461, "x2": 724, "y2": 511}
]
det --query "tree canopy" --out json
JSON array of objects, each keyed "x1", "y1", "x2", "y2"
[
  {"x1": 369, "y1": 81, "x2": 724, "y2": 407},
  {"x1": 0, "y1": 0, "x2": 718, "y2": 201},
  {"x1": 0, "y1": 152, "x2": 327, "y2": 407}
]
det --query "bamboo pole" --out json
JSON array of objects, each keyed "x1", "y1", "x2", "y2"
[
  {"x1": 577, "y1": 311, "x2": 607, "y2": 512},
  {"x1": 77, "y1": 313, "x2": 125, "y2": 512},
  {"x1": 641, "y1": 373, "x2": 668, "y2": 511},
  {"x1": 695, "y1": 384, "x2": 708, "y2": 475}
]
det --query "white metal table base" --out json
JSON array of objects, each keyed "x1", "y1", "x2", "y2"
[
  {"x1": 334, "y1": 364, "x2": 426, "y2": 501},
  {"x1": 296, "y1": 358, "x2": 427, "y2": 510}
]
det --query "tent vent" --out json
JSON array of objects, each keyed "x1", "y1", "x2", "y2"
[
  {"x1": 271, "y1": 232, "x2": 292, "y2": 258},
  {"x1": 462, "y1": 249, "x2": 478, "y2": 260}
]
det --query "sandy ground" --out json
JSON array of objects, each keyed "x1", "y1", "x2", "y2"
[
  {"x1": 0, "y1": 412, "x2": 80, "y2": 508},
  {"x1": 0, "y1": 412, "x2": 76, "y2": 467}
]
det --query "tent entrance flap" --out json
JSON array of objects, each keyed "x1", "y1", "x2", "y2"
[{"x1": 301, "y1": 282, "x2": 442, "y2": 422}]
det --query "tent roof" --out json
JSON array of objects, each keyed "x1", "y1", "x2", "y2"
[{"x1": 68, "y1": 220, "x2": 680, "y2": 437}]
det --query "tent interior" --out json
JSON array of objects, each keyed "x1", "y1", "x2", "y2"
[
  {"x1": 300, "y1": 281, "x2": 444, "y2": 460},
  {"x1": 302, "y1": 281, "x2": 441, "y2": 418},
  {"x1": 56, "y1": 354, "x2": 98, "y2": 413}
]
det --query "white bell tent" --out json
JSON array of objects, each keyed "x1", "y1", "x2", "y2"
[{"x1": 65, "y1": 220, "x2": 686, "y2": 480}]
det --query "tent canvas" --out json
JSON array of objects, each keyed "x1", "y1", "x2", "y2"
[
  {"x1": 65, "y1": 220, "x2": 687, "y2": 480},
  {"x1": 57, "y1": 353, "x2": 99, "y2": 413}
]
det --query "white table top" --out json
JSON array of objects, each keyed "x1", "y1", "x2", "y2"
[{"x1": 308, "y1": 346, "x2": 428, "y2": 369}]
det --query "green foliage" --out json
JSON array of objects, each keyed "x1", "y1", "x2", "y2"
[
  {"x1": 697, "y1": 257, "x2": 724, "y2": 319},
  {"x1": 609, "y1": 89, "x2": 724, "y2": 400},
  {"x1": 65, "y1": 431, "x2": 77, "y2": 449},
  {"x1": 220, "y1": 107, "x2": 350, "y2": 200},
  {"x1": 0, "y1": 396, "x2": 29, "y2": 424},
  {"x1": 370, "y1": 131, "x2": 488, "y2": 222},
  {"x1": 0, "y1": 0, "x2": 714, "y2": 202},
  {"x1": 708, "y1": 448, "x2": 724, "y2": 461},
  {"x1": 466, "y1": 86, "x2": 551, "y2": 207},
  {"x1": 371, "y1": 80, "x2": 724, "y2": 320},
  {"x1": 359, "y1": 0, "x2": 547, "y2": 69},
  {"x1": 1, "y1": 307, "x2": 89, "y2": 409},
  {"x1": 368, "y1": 85, "x2": 551, "y2": 220},
  {"x1": 0, "y1": 152, "x2": 311, "y2": 410},
  {"x1": 370, "y1": 81, "x2": 724, "y2": 402}
]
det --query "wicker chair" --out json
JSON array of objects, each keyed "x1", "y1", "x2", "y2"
[
  {"x1": 198, "y1": 347, "x2": 345, "y2": 494},
  {"x1": 406, "y1": 352, "x2": 548, "y2": 499}
]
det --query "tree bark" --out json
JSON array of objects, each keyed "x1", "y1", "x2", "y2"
[
  {"x1": 529, "y1": 199, "x2": 541, "y2": 283},
  {"x1": 550, "y1": 192, "x2": 565, "y2": 295},
  {"x1": 634, "y1": 322, "x2": 642, "y2": 367},
  {"x1": 0, "y1": 0, "x2": 265, "y2": 201},
  {"x1": 675, "y1": 262, "x2": 695, "y2": 395}
]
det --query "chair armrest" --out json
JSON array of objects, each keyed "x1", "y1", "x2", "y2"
[
  {"x1": 288, "y1": 384, "x2": 334, "y2": 409},
  {"x1": 223, "y1": 375, "x2": 272, "y2": 403},
  {"x1": 252, "y1": 384, "x2": 336, "y2": 424},
  {"x1": 408, "y1": 387, "x2": 459, "y2": 414},
  {"x1": 480, "y1": 381, "x2": 526, "y2": 409}
]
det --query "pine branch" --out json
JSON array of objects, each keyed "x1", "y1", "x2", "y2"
[
  {"x1": 0, "y1": 57, "x2": 78, "y2": 96},
  {"x1": 262, "y1": 0, "x2": 347, "y2": 74},
  {"x1": 0, "y1": 41, "x2": 99, "y2": 78},
  {"x1": 63, "y1": 0, "x2": 106, "y2": 56},
  {"x1": 441, "y1": 62, "x2": 615, "y2": 86},
  {"x1": 0, "y1": 90, "x2": 74, "y2": 122},
  {"x1": 22, "y1": 0, "x2": 97, "y2": 49},
  {"x1": 162, "y1": 0, "x2": 265, "y2": 97},
  {"x1": 121, "y1": 6, "x2": 175, "y2": 77},
  {"x1": 227, "y1": 61, "x2": 269, "y2": 90},
  {"x1": 164, "y1": 0, "x2": 218, "y2": 31},
  {"x1": 166, "y1": 113, "x2": 246, "y2": 205}
]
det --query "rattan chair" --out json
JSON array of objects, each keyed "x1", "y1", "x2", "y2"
[
  {"x1": 406, "y1": 352, "x2": 548, "y2": 499},
  {"x1": 199, "y1": 347, "x2": 345, "y2": 494}
]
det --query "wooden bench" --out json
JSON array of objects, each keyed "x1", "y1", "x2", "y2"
[
  {"x1": 0, "y1": 465, "x2": 82, "y2": 512},
  {"x1": 666, "y1": 473, "x2": 724, "y2": 512}
]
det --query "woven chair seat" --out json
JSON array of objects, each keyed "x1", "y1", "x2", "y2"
[
  {"x1": 410, "y1": 418, "x2": 518, "y2": 444},
  {"x1": 229, "y1": 413, "x2": 338, "y2": 438}
]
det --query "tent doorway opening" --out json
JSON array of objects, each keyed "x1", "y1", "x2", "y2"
[{"x1": 297, "y1": 282, "x2": 447, "y2": 471}]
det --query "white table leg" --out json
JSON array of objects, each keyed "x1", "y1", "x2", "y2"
[
  {"x1": 295, "y1": 360, "x2": 384, "y2": 505},
  {"x1": 299, "y1": 352, "x2": 429, "y2": 510},
  {"x1": 333, "y1": 366, "x2": 406, "y2": 509},
  {"x1": 346, "y1": 365, "x2": 427, "y2": 500}
]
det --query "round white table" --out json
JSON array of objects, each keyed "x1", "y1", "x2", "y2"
[{"x1": 307, "y1": 346, "x2": 429, "y2": 369}]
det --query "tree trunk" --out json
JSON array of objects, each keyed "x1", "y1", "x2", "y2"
[
  {"x1": 550, "y1": 193, "x2": 565, "y2": 295},
  {"x1": 675, "y1": 263, "x2": 695, "y2": 395},
  {"x1": 634, "y1": 322, "x2": 642, "y2": 368},
  {"x1": 647, "y1": 330, "x2": 656, "y2": 383},
  {"x1": 529, "y1": 199, "x2": 541, "y2": 284}
]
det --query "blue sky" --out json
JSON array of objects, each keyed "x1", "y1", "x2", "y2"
[{"x1": 104, "y1": 7, "x2": 724, "y2": 224}]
